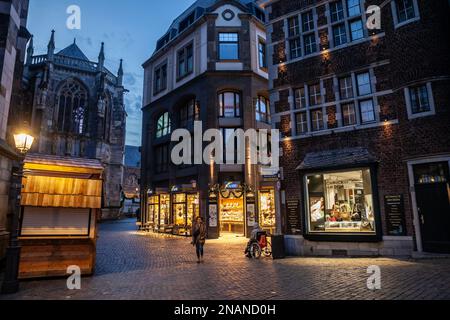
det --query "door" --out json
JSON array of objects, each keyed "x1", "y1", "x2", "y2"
[{"x1": 414, "y1": 162, "x2": 450, "y2": 253}]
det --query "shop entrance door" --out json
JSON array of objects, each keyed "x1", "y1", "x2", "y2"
[
  {"x1": 414, "y1": 162, "x2": 450, "y2": 253},
  {"x1": 219, "y1": 195, "x2": 245, "y2": 237}
]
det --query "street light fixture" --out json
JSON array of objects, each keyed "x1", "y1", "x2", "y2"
[{"x1": 1, "y1": 128, "x2": 34, "y2": 294}]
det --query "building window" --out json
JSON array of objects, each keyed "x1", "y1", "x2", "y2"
[
  {"x1": 342, "y1": 103, "x2": 357, "y2": 126},
  {"x1": 356, "y1": 72, "x2": 372, "y2": 96},
  {"x1": 258, "y1": 40, "x2": 267, "y2": 69},
  {"x1": 309, "y1": 83, "x2": 322, "y2": 106},
  {"x1": 288, "y1": 16, "x2": 300, "y2": 37},
  {"x1": 154, "y1": 63, "x2": 167, "y2": 94},
  {"x1": 219, "y1": 91, "x2": 240, "y2": 118},
  {"x1": 347, "y1": 0, "x2": 361, "y2": 17},
  {"x1": 333, "y1": 24, "x2": 347, "y2": 46},
  {"x1": 295, "y1": 87, "x2": 307, "y2": 109},
  {"x1": 311, "y1": 109, "x2": 324, "y2": 131},
  {"x1": 339, "y1": 76, "x2": 354, "y2": 99},
  {"x1": 221, "y1": 128, "x2": 240, "y2": 164},
  {"x1": 360, "y1": 100, "x2": 376, "y2": 123},
  {"x1": 219, "y1": 33, "x2": 239, "y2": 60},
  {"x1": 303, "y1": 34, "x2": 317, "y2": 55},
  {"x1": 180, "y1": 99, "x2": 199, "y2": 128},
  {"x1": 330, "y1": 1, "x2": 345, "y2": 22},
  {"x1": 155, "y1": 144, "x2": 170, "y2": 173},
  {"x1": 302, "y1": 11, "x2": 314, "y2": 32},
  {"x1": 409, "y1": 85, "x2": 431, "y2": 114},
  {"x1": 156, "y1": 112, "x2": 171, "y2": 138},
  {"x1": 177, "y1": 43, "x2": 193, "y2": 79},
  {"x1": 296, "y1": 112, "x2": 308, "y2": 134},
  {"x1": 256, "y1": 96, "x2": 271, "y2": 123},
  {"x1": 57, "y1": 80, "x2": 87, "y2": 135},
  {"x1": 305, "y1": 168, "x2": 376, "y2": 234},
  {"x1": 395, "y1": 0, "x2": 417, "y2": 23},
  {"x1": 289, "y1": 38, "x2": 302, "y2": 59},
  {"x1": 350, "y1": 19, "x2": 364, "y2": 41}
]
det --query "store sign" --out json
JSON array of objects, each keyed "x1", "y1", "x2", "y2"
[
  {"x1": 224, "y1": 181, "x2": 241, "y2": 190},
  {"x1": 286, "y1": 199, "x2": 302, "y2": 235},
  {"x1": 385, "y1": 195, "x2": 407, "y2": 236}
]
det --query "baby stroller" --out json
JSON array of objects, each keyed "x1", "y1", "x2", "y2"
[{"x1": 245, "y1": 231, "x2": 272, "y2": 259}]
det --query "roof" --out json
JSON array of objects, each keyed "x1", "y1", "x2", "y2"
[
  {"x1": 124, "y1": 146, "x2": 141, "y2": 168},
  {"x1": 296, "y1": 147, "x2": 377, "y2": 171},
  {"x1": 152, "y1": 0, "x2": 260, "y2": 55},
  {"x1": 57, "y1": 43, "x2": 90, "y2": 61},
  {"x1": 25, "y1": 153, "x2": 104, "y2": 174}
]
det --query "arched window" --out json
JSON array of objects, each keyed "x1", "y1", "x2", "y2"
[
  {"x1": 57, "y1": 80, "x2": 88, "y2": 134},
  {"x1": 256, "y1": 96, "x2": 271, "y2": 123},
  {"x1": 156, "y1": 112, "x2": 171, "y2": 138},
  {"x1": 218, "y1": 91, "x2": 240, "y2": 118},
  {"x1": 180, "y1": 99, "x2": 199, "y2": 128}
]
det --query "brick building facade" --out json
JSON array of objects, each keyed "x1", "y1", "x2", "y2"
[
  {"x1": 265, "y1": 0, "x2": 450, "y2": 255},
  {"x1": 141, "y1": 0, "x2": 279, "y2": 239},
  {"x1": 0, "y1": 0, "x2": 30, "y2": 260}
]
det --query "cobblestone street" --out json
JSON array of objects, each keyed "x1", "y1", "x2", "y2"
[{"x1": 1, "y1": 219, "x2": 450, "y2": 300}]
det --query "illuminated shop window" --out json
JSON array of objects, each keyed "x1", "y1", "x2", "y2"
[
  {"x1": 306, "y1": 169, "x2": 376, "y2": 234},
  {"x1": 259, "y1": 189, "x2": 276, "y2": 233}
]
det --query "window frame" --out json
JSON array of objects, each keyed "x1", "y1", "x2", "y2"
[
  {"x1": 153, "y1": 62, "x2": 168, "y2": 95},
  {"x1": 177, "y1": 42, "x2": 194, "y2": 80},
  {"x1": 359, "y1": 99, "x2": 376, "y2": 124},
  {"x1": 256, "y1": 96, "x2": 271, "y2": 124},
  {"x1": 258, "y1": 38, "x2": 268, "y2": 70},
  {"x1": 356, "y1": 72, "x2": 372, "y2": 96},
  {"x1": 180, "y1": 99, "x2": 199, "y2": 128},
  {"x1": 218, "y1": 32, "x2": 240, "y2": 61},
  {"x1": 218, "y1": 91, "x2": 241, "y2": 118},
  {"x1": 310, "y1": 108, "x2": 325, "y2": 132},
  {"x1": 391, "y1": 0, "x2": 420, "y2": 28},
  {"x1": 342, "y1": 102, "x2": 357, "y2": 126},
  {"x1": 295, "y1": 112, "x2": 308, "y2": 135},
  {"x1": 404, "y1": 83, "x2": 436, "y2": 119},
  {"x1": 155, "y1": 144, "x2": 170, "y2": 173},
  {"x1": 156, "y1": 112, "x2": 172, "y2": 139}
]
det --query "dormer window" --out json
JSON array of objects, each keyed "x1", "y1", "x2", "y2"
[{"x1": 179, "y1": 12, "x2": 196, "y2": 33}]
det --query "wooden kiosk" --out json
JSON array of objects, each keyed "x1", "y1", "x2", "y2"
[{"x1": 18, "y1": 154, "x2": 103, "y2": 279}]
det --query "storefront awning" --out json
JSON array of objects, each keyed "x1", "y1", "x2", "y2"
[
  {"x1": 21, "y1": 154, "x2": 104, "y2": 209},
  {"x1": 296, "y1": 147, "x2": 377, "y2": 171}
]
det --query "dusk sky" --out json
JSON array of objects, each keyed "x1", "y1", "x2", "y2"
[{"x1": 27, "y1": 0, "x2": 195, "y2": 146}]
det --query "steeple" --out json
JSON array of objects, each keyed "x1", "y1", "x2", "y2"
[
  {"x1": 117, "y1": 59, "x2": 123, "y2": 86},
  {"x1": 97, "y1": 42, "x2": 105, "y2": 72},
  {"x1": 47, "y1": 30, "x2": 55, "y2": 61},
  {"x1": 26, "y1": 35, "x2": 34, "y2": 65}
]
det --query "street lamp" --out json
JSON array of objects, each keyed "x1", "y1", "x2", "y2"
[{"x1": 1, "y1": 129, "x2": 34, "y2": 294}]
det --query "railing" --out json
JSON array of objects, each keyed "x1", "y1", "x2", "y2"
[
  {"x1": 31, "y1": 54, "x2": 98, "y2": 72},
  {"x1": 31, "y1": 55, "x2": 47, "y2": 64}
]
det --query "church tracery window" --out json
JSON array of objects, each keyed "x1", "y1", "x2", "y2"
[{"x1": 57, "y1": 80, "x2": 88, "y2": 135}]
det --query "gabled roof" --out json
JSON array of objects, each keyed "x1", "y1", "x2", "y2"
[{"x1": 57, "y1": 43, "x2": 90, "y2": 61}]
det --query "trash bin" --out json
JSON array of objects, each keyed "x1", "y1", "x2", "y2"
[{"x1": 271, "y1": 235, "x2": 286, "y2": 260}]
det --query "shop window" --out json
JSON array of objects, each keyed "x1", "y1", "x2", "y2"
[
  {"x1": 218, "y1": 33, "x2": 239, "y2": 60},
  {"x1": 339, "y1": 76, "x2": 354, "y2": 99},
  {"x1": 356, "y1": 72, "x2": 371, "y2": 96},
  {"x1": 330, "y1": 1, "x2": 345, "y2": 22},
  {"x1": 295, "y1": 87, "x2": 307, "y2": 109},
  {"x1": 220, "y1": 194, "x2": 245, "y2": 235},
  {"x1": 306, "y1": 169, "x2": 376, "y2": 234},
  {"x1": 309, "y1": 83, "x2": 322, "y2": 106},
  {"x1": 359, "y1": 100, "x2": 376, "y2": 124},
  {"x1": 333, "y1": 23, "x2": 347, "y2": 47},
  {"x1": 289, "y1": 38, "x2": 302, "y2": 59},
  {"x1": 156, "y1": 112, "x2": 171, "y2": 138},
  {"x1": 148, "y1": 196, "x2": 160, "y2": 228},
  {"x1": 218, "y1": 91, "x2": 240, "y2": 118},
  {"x1": 296, "y1": 112, "x2": 308, "y2": 135},
  {"x1": 342, "y1": 103, "x2": 357, "y2": 126},
  {"x1": 349, "y1": 19, "x2": 364, "y2": 41},
  {"x1": 259, "y1": 189, "x2": 276, "y2": 233},
  {"x1": 172, "y1": 193, "x2": 199, "y2": 235},
  {"x1": 347, "y1": 0, "x2": 361, "y2": 17},
  {"x1": 256, "y1": 96, "x2": 271, "y2": 123},
  {"x1": 159, "y1": 194, "x2": 170, "y2": 227}
]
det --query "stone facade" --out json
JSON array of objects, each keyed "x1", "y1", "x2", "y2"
[
  {"x1": 11, "y1": 32, "x2": 127, "y2": 220},
  {"x1": 266, "y1": 0, "x2": 450, "y2": 256},
  {"x1": 141, "y1": 0, "x2": 277, "y2": 238},
  {"x1": 0, "y1": 0, "x2": 30, "y2": 260}
]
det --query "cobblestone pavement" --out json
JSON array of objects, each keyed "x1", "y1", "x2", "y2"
[{"x1": 1, "y1": 219, "x2": 450, "y2": 300}]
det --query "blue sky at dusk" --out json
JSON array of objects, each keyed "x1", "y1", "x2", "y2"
[{"x1": 27, "y1": 0, "x2": 195, "y2": 146}]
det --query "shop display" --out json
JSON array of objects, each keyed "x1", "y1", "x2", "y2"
[
  {"x1": 259, "y1": 189, "x2": 276, "y2": 230},
  {"x1": 306, "y1": 169, "x2": 376, "y2": 234},
  {"x1": 159, "y1": 194, "x2": 170, "y2": 226},
  {"x1": 148, "y1": 196, "x2": 159, "y2": 229},
  {"x1": 220, "y1": 196, "x2": 244, "y2": 234}
]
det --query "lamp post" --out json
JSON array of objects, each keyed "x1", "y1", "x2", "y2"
[{"x1": 1, "y1": 131, "x2": 34, "y2": 294}]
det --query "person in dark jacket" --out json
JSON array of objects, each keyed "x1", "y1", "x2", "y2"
[{"x1": 191, "y1": 216, "x2": 207, "y2": 263}]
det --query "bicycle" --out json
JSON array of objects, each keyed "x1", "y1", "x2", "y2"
[{"x1": 249, "y1": 232, "x2": 272, "y2": 259}]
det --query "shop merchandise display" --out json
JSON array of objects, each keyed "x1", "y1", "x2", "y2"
[{"x1": 259, "y1": 190, "x2": 276, "y2": 228}]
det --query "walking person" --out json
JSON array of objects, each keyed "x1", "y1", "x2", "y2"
[{"x1": 191, "y1": 216, "x2": 207, "y2": 263}]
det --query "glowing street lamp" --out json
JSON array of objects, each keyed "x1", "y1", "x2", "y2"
[{"x1": 1, "y1": 128, "x2": 34, "y2": 294}]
